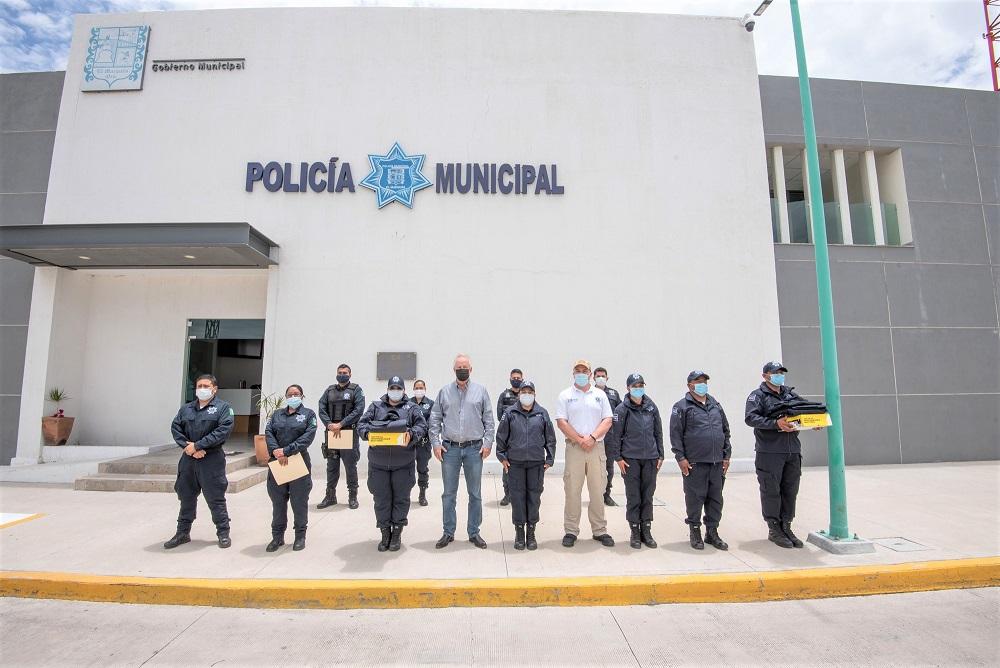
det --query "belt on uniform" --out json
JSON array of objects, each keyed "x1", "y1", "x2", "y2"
[{"x1": 444, "y1": 439, "x2": 483, "y2": 448}]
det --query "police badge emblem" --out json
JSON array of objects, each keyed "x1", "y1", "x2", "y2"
[{"x1": 360, "y1": 142, "x2": 432, "y2": 208}]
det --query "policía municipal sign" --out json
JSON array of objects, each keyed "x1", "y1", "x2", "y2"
[
  {"x1": 244, "y1": 141, "x2": 564, "y2": 210},
  {"x1": 82, "y1": 26, "x2": 150, "y2": 92}
]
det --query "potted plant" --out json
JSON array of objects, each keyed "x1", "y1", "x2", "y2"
[
  {"x1": 42, "y1": 388, "x2": 74, "y2": 445},
  {"x1": 253, "y1": 392, "x2": 284, "y2": 465}
]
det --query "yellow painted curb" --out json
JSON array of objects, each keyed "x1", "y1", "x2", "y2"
[
  {"x1": 0, "y1": 513, "x2": 44, "y2": 530},
  {"x1": 2, "y1": 558, "x2": 997, "y2": 610}
]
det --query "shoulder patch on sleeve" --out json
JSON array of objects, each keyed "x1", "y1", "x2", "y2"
[
  {"x1": 229, "y1": 408, "x2": 235, "y2": 416},
  {"x1": 671, "y1": 407, "x2": 680, "y2": 416},
  {"x1": 310, "y1": 417, "x2": 317, "y2": 426},
  {"x1": 747, "y1": 393, "x2": 758, "y2": 403}
]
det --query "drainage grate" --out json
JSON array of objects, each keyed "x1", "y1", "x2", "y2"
[{"x1": 873, "y1": 537, "x2": 932, "y2": 552}]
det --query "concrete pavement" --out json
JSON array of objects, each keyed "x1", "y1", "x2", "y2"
[
  {"x1": 1, "y1": 462, "x2": 997, "y2": 582},
  {"x1": 1, "y1": 588, "x2": 997, "y2": 666}
]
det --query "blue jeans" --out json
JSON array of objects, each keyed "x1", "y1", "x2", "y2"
[{"x1": 441, "y1": 444, "x2": 483, "y2": 538}]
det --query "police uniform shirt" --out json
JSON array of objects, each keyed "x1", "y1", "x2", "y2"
[
  {"x1": 265, "y1": 405, "x2": 318, "y2": 459},
  {"x1": 170, "y1": 396, "x2": 235, "y2": 451}
]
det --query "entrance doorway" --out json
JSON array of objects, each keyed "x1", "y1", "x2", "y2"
[{"x1": 184, "y1": 318, "x2": 265, "y2": 435}]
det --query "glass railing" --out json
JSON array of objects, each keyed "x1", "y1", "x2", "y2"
[
  {"x1": 772, "y1": 200, "x2": 903, "y2": 246},
  {"x1": 770, "y1": 198, "x2": 780, "y2": 242},
  {"x1": 883, "y1": 203, "x2": 901, "y2": 246},
  {"x1": 787, "y1": 200, "x2": 811, "y2": 243}
]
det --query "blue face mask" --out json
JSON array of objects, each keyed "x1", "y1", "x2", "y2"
[
  {"x1": 574, "y1": 373, "x2": 590, "y2": 387},
  {"x1": 693, "y1": 383, "x2": 708, "y2": 396},
  {"x1": 769, "y1": 374, "x2": 786, "y2": 386},
  {"x1": 629, "y1": 387, "x2": 645, "y2": 399},
  {"x1": 286, "y1": 396, "x2": 302, "y2": 408}
]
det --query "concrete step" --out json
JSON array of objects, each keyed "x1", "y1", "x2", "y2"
[
  {"x1": 42, "y1": 443, "x2": 172, "y2": 463},
  {"x1": 74, "y1": 465, "x2": 267, "y2": 493},
  {"x1": 99, "y1": 450, "x2": 257, "y2": 475}
]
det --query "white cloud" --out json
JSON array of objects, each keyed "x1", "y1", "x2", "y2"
[{"x1": 0, "y1": 0, "x2": 993, "y2": 89}]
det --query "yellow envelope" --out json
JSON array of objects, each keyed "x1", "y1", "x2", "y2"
[
  {"x1": 268, "y1": 453, "x2": 309, "y2": 484},
  {"x1": 326, "y1": 429, "x2": 354, "y2": 449},
  {"x1": 787, "y1": 413, "x2": 833, "y2": 429},
  {"x1": 368, "y1": 432, "x2": 408, "y2": 446}
]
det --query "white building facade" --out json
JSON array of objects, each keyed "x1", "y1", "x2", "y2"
[{"x1": 10, "y1": 7, "x2": 785, "y2": 464}]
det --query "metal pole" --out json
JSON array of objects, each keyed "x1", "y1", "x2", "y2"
[{"x1": 789, "y1": 0, "x2": 850, "y2": 539}]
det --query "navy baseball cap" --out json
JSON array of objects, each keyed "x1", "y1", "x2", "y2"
[
  {"x1": 626, "y1": 373, "x2": 645, "y2": 387},
  {"x1": 387, "y1": 375, "x2": 404, "y2": 389},
  {"x1": 687, "y1": 370, "x2": 710, "y2": 382},
  {"x1": 518, "y1": 380, "x2": 536, "y2": 392},
  {"x1": 762, "y1": 361, "x2": 788, "y2": 373}
]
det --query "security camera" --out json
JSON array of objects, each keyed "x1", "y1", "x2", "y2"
[{"x1": 740, "y1": 13, "x2": 756, "y2": 32}]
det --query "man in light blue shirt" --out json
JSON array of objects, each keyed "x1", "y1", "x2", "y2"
[{"x1": 429, "y1": 353, "x2": 495, "y2": 549}]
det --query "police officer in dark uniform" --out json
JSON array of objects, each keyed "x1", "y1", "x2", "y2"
[
  {"x1": 495, "y1": 368, "x2": 523, "y2": 506},
  {"x1": 594, "y1": 366, "x2": 622, "y2": 507},
  {"x1": 606, "y1": 373, "x2": 663, "y2": 549},
  {"x1": 669, "y1": 370, "x2": 731, "y2": 551},
  {"x1": 264, "y1": 384, "x2": 317, "y2": 552},
  {"x1": 317, "y1": 363, "x2": 365, "y2": 510},
  {"x1": 357, "y1": 376, "x2": 427, "y2": 552},
  {"x1": 495, "y1": 381, "x2": 556, "y2": 551},
  {"x1": 164, "y1": 374, "x2": 235, "y2": 550},
  {"x1": 409, "y1": 379, "x2": 435, "y2": 506},
  {"x1": 745, "y1": 361, "x2": 805, "y2": 549}
]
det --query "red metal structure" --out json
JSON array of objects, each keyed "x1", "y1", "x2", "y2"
[{"x1": 986, "y1": 0, "x2": 1000, "y2": 91}]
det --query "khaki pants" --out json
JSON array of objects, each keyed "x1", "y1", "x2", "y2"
[{"x1": 563, "y1": 438, "x2": 608, "y2": 536}]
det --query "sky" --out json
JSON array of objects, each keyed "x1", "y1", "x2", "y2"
[{"x1": 0, "y1": 0, "x2": 993, "y2": 89}]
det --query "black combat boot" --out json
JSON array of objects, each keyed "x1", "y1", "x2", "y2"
[
  {"x1": 513, "y1": 524, "x2": 526, "y2": 550},
  {"x1": 689, "y1": 525, "x2": 704, "y2": 550},
  {"x1": 768, "y1": 521, "x2": 794, "y2": 548},
  {"x1": 163, "y1": 532, "x2": 190, "y2": 550},
  {"x1": 317, "y1": 490, "x2": 337, "y2": 509},
  {"x1": 418, "y1": 486, "x2": 428, "y2": 507},
  {"x1": 500, "y1": 494, "x2": 510, "y2": 507},
  {"x1": 781, "y1": 521, "x2": 804, "y2": 548},
  {"x1": 526, "y1": 524, "x2": 538, "y2": 550},
  {"x1": 348, "y1": 489, "x2": 359, "y2": 510},
  {"x1": 389, "y1": 525, "x2": 403, "y2": 552},
  {"x1": 640, "y1": 521, "x2": 657, "y2": 549},
  {"x1": 266, "y1": 535, "x2": 284, "y2": 552},
  {"x1": 629, "y1": 523, "x2": 642, "y2": 549},
  {"x1": 704, "y1": 527, "x2": 728, "y2": 551},
  {"x1": 603, "y1": 492, "x2": 617, "y2": 507},
  {"x1": 218, "y1": 531, "x2": 232, "y2": 549},
  {"x1": 377, "y1": 527, "x2": 392, "y2": 552},
  {"x1": 292, "y1": 531, "x2": 306, "y2": 551}
]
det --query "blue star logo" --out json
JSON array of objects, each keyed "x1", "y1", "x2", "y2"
[{"x1": 359, "y1": 142, "x2": 433, "y2": 208}]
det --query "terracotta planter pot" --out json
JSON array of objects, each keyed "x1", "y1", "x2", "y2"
[
  {"x1": 253, "y1": 434, "x2": 269, "y2": 466},
  {"x1": 42, "y1": 416, "x2": 75, "y2": 446}
]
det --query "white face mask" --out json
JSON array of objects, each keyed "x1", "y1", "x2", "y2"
[
  {"x1": 414, "y1": 389, "x2": 426, "y2": 400},
  {"x1": 518, "y1": 393, "x2": 535, "y2": 408},
  {"x1": 387, "y1": 389, "x2": 404, "y2": 402},
  {"x1": 195, "y1": 388, "x2": 214, "y2": 401},
  {"x1": 594, "y1": 377, "x2": 607, "y2": 388}
]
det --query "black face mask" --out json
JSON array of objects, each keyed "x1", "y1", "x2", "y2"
[
  {"x1": 510, "y1": 378, "x2": 522, "y2": 389},
  {"x1": 455, "y1": 369, "x2": 470, "y2": 382},
  {"x1": 336, "y1": 373, "x2": 350, "y2": 385}
]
